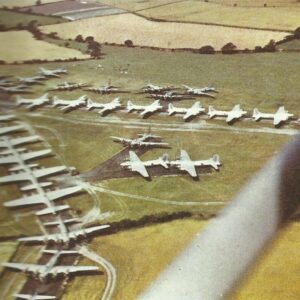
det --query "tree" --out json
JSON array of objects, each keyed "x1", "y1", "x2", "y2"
[
  {"x1": 198, "y1": 45, "x2": 215, "y2": 54},
  {"x1": 85, "y1": 36, "x2": 94, "y2": 43},
  {"x1": 36, "y1": 0, "x2": 42, "y2": 5},
  {"x1": 75, "y1": 34, "x2": 84, "y2": 42},
  {"x1": 124, "y1": 39, "x2": 134, "y2": 47},
  {"x1": 221, "y1": 42, "x2": 238, "y2": 54},
  {"x1": 263, "y1": 39, "x2": 277, "y2": 52},
  {"x1": 87, "y1": 40, "x2": 101, "y2": 58},
  {"x1": 294, "y1": 27, "x2": 300, "y2": 38}
]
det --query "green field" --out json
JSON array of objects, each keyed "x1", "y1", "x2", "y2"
[
  {"x1": 100, "y1": 0, "x2": 300, "y2": 31},
  {"x1": 0, "y1": 9, "x2": 64, "y2": 29}
]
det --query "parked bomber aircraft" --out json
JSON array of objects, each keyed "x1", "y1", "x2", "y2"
[
  {"x1": 111, "y1": 132, "x2": 168, "y2": 148},
  {"x1": 85, "y1": 84, "x2": 120, "y2": 94},
  {"x1": 49, "y1": 81, "x2": 88, "y2": 91},
  {"x1": 16, "y1": 93, "x2": 50, "y2": 109},
  {"x1": 183, "y1": 85, "x2": 216, "y2": 98},
  {"x1": 208, "y1": 105, "x2": 247, "y2": 123},
  {"x1": 0, "y1": 165, "x2": 66, "y2": 184},
  {"x1": 87, "y1": 98, "x2": 122, "y2": 115},
  {"x1": 0, "y1": 124, "x2": 26, "y2": 135},
  {"x1": 14, "y1": 293, "x2": 56, "y2": 300},
  {"x1": 121, "y1": 151, "x2": 169, "y2": 178},
  {"x1": 0, "y1": 114, "x2": 15, "y2": 121},
  {"x1": 52, "y1": 95, "x2": 87, "y2": 112},
  {"x1": 39, "y1": 67, "x2": 67, "y2": 77},
  {"x1": 142, "y1": 84, "x2": 173, "y2": 93},
  {"x1": 127, "y1": 100, "x2": 162, "y2": 117},
  {"x1": 0, "y1": 135, "x2": 41, "y2": 148},
  {"x1": 0, "y1": 149, "x2": 51, "y2": 165},
  {"x1": 148, "y1": 91, "x2": 191, "y2": 101},
  {"x1": 168, "y1": 102, "x2": 205, "y2": 120},
  {"x1": 18, "y1": 224, "x2": 110, "y2": 244},
  {"x1": 4, "y1": 186, "x2": 82, "y2": 215},
  {"x1": 17, "y1": 75, "x2": 46, "y2": 85},
  {"x1": 0, "y1": 84, "x2": 31, "y2": 93},
  {"x1": 170, "y1": 150, "x2": 221, "y2": 178},
  {"x1": 3, "y1": 249, "x2": 97, "y2": 282},
  {"x1": 252, "y1": 106, "x2": 293, "y2": 127}
]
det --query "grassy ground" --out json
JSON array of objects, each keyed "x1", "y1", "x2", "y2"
[
  {"x1": 0, "y1": 9, "x2": 64, "y2": 29},
  {"x1": 41, "y1": 13, "x2": 289, "y2": 50},
  {"x1": 0, "y1": 0, "x2": 62, "y2": 8},
  {"x1": 278, "y1": 39, "x2": 300, "y2": 51},
  {"x1": 62, "y1": 219, "x2": 207, "y2": 300},
  {"x1": 131, "y1": 1, "x2": 300, "y2": 31},
  {"x1": 232, "y1": 222, "x2": 300, "y2": 300},
  {"x1": 0, "y1": 242, "x2": 18, "y2": 273},
  {"x1": 0, "y1": 31, "x2": 89, "y2": 63}
]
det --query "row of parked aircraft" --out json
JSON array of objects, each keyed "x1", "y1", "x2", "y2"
[
  {"x1": 0, "y1": 68, "x2": 68, "y2": 94},
  {"x1": 16, "y1": 93, "x2": 295, "y2": 126},
  {"x1": 0, "y1": 115, "x2": 110, "y2": 300},
  {"x1": 121, "y1": 150, "x2": 221, "y2": 178}
]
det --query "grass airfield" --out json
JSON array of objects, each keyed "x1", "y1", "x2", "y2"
[{"x1": 0, "y1": 38, "x2": 300, "y2": 299}]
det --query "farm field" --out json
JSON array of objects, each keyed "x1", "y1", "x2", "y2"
[
  {"x1": 0, "y1": 0, "x2": 62, "y2": 8},
  {"x1": 41, "y1": 13, "x2": 289, "y2": 50},
  {"x1": 0, "y1": 9, "x2": 64, "y2": 29},
  {"x1": 0, "y1": 242, "x2": 18, "y2": 273},
  {"x1": 137, "y1": 1, "x2": 300, "y2": 31},
  {"x1": 0, "y1": 31, "x2": 89, "y2": 63}
]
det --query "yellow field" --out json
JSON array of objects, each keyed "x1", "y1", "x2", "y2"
[
  {"x1": 42, "y1": 13, "x2": 289, "y2": 50},
  {"x1": 0, "y1": 0, "x2": 62, "y2": 8},
  {"x1": 232, "y1": 222, "x2": 300, "y2": 300},
  {"x1": 0, "y1": 31, "x2": 89, "y2": 63},
  {"x1": 138, "y1": 1, "x2": 300, "y2": 31},
  {"x1": 0, "y1": 242, "x2": 18, "y2": 273}
]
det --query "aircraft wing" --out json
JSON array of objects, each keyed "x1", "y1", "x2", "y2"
[
  {"x1": 47, "y1": 186, "x2": 82, "y2": 201},
  {"x1": 3, "y1": 262, "x2": 44, "y2": 273},
  {"x1": 226, "y1": 113, "x2": 236, "y2": 123},
  {"x1": 111, "y1": 136, "x2": 128, "y2": 143},
  {"x1": 139, "y1": 141, "x2": 168, "y2": 147},
  {"x1": 18, "y1": 235, "x2": 47, "y2": 242},
  {"x1": 99, "y1": 106, "x2": 112, "y2": 114},
  {"x1": 20, "y1": 149, "x2": 52, "y2": 161},
  {"x1": 131, "y1": 163, "x2": 149, "y2": 178},
  {"x1": 184, "y1": 109, "x2": 195, "y2": 120},
  {"x1": 129, "y1": 151, "x2": 141, "y2": 162},
  {"x1": 0, "y1": 125, "x2": 25, "y2": 135},
  {"x1": 0, "y1": 172, "x2": 32, "y2": 183},
  {"x1": 273, "y1": 114, "x2": 283, "y2": 126},
  {"x1": 180, "y1": 150, "x2": 191, "y2": 161},
  {"x1": 50, "y1": 265, "x2": 98, "y2": 275},
  {"x1": 32, "y1": 166, "x2": 66, "y2": 178},
  {"x1": 181, "y1": 164, "x2": 198, "y2": 178},
  {"x1": 14, "y1": 294, "x2": 56, "y2": 300}
]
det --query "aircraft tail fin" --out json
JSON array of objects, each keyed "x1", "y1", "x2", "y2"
[
  {"x1": 252, "y1": 108, "x2": 261, "y2": 121},
  {"x1": 43, "y1": 249, "x2": 78, "y2": 255},
  {"x1": 86, "y1": 98, "x2": 94, "y2": 110},
  {"x1": 192, "y1": 101, "x2": 200, "y2": 110},
  {"x1": 168, "y1": 103, "x2": 175, "y2": 115},
  {"x1": 208, "y1": 105, "x2": 216, "y2": 118},
  {"x1": 211, "y1": 154, "x2": 220, "y2": 170},
  {"x1": 159, "y1": 153, "x2": 169, "y2": 168},
  {"x1": 127, "y1": 100, "x2": 134, "y2": 111},
  {"x1": 15, "y1": 95, "x2": 23, "y2": 105}
]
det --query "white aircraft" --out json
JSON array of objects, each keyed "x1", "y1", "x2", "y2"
[
  {"x1": 4, "y1": 185, "x2": 82, "y2": 215},
  {"x1": 168, "y1": 102, "x2": 205, "y2": 120},
  {"x1": 207, "y1": 104, "x2": 247, "y2": 123},
  {"x1": 0, "y1": 124, "x2": 26, "y2": 135},
  {"x1": 0, "y1": 114, "x2": 15, "y2": 122},
  {"x1": 252, "y1": 106, "x2": 294, "y2": 127},
  {"x1": 39, "y1": 67, "x2": 67, "y2": 77},
  {"x1": 0, "y1": 135, "x2": 41, "y2": 148},
  {"x1": 0, "y1": 85, "x2": 31, "y2": 93},
  {"x1": 86, "y1": 84, "x2": 120, "y2": 94},
  {"x1": 3, "y1": 249, "x2": 97, "y2": 282},
  {"x1": 87, "y1": 98, "x2": 122, "y2": 115},
  {"x1": 14, "y1": 293, "x2": 56, "y2": 300},
  {"x1": 111, "y1": 133, "x2": 168, "y2": 148},
  {"x1": 127, "y1": 100, "x2": 162, "y2": 117},
  {"x1": 0, "y1": 165, "x2": 66, "y2": 184},
  {"x1": 17, "y1": 75, "x2": 46, "y2": 85},
  {"x1": 121, "y1": 151, "x2": 169, "y2": 178},
  {"x1": 52, "y1": 95, "x2": 87, "y2": 112},
  {"x1": 142, "y1": 84, "x2": 173, "y2": 93},
  {"x1": 148, "y1": 91, "x2": 189, "y2": 101},
  {"x1": 170, "y1": 150, "x2": 221, "y2": 178},
  {"x1": 0, "y1": 149, "x2": 51, "y2": 165},
  {"x1": 16, "y1": 93, "x2": 50, "y2": 109},
  {"x1": 50, "y1": 81, "x2": 88, "y2": 91},
  {"x1": 18, "y1": 224, "x2": 110, "y2": 244},
  {"x1": 183, "y1": 85, "x2": 216, "y2": 98}
]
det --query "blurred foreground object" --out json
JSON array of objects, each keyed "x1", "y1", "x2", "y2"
[{"x1": 138, "y1": 136, "x2": 300, "y2": 300}]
